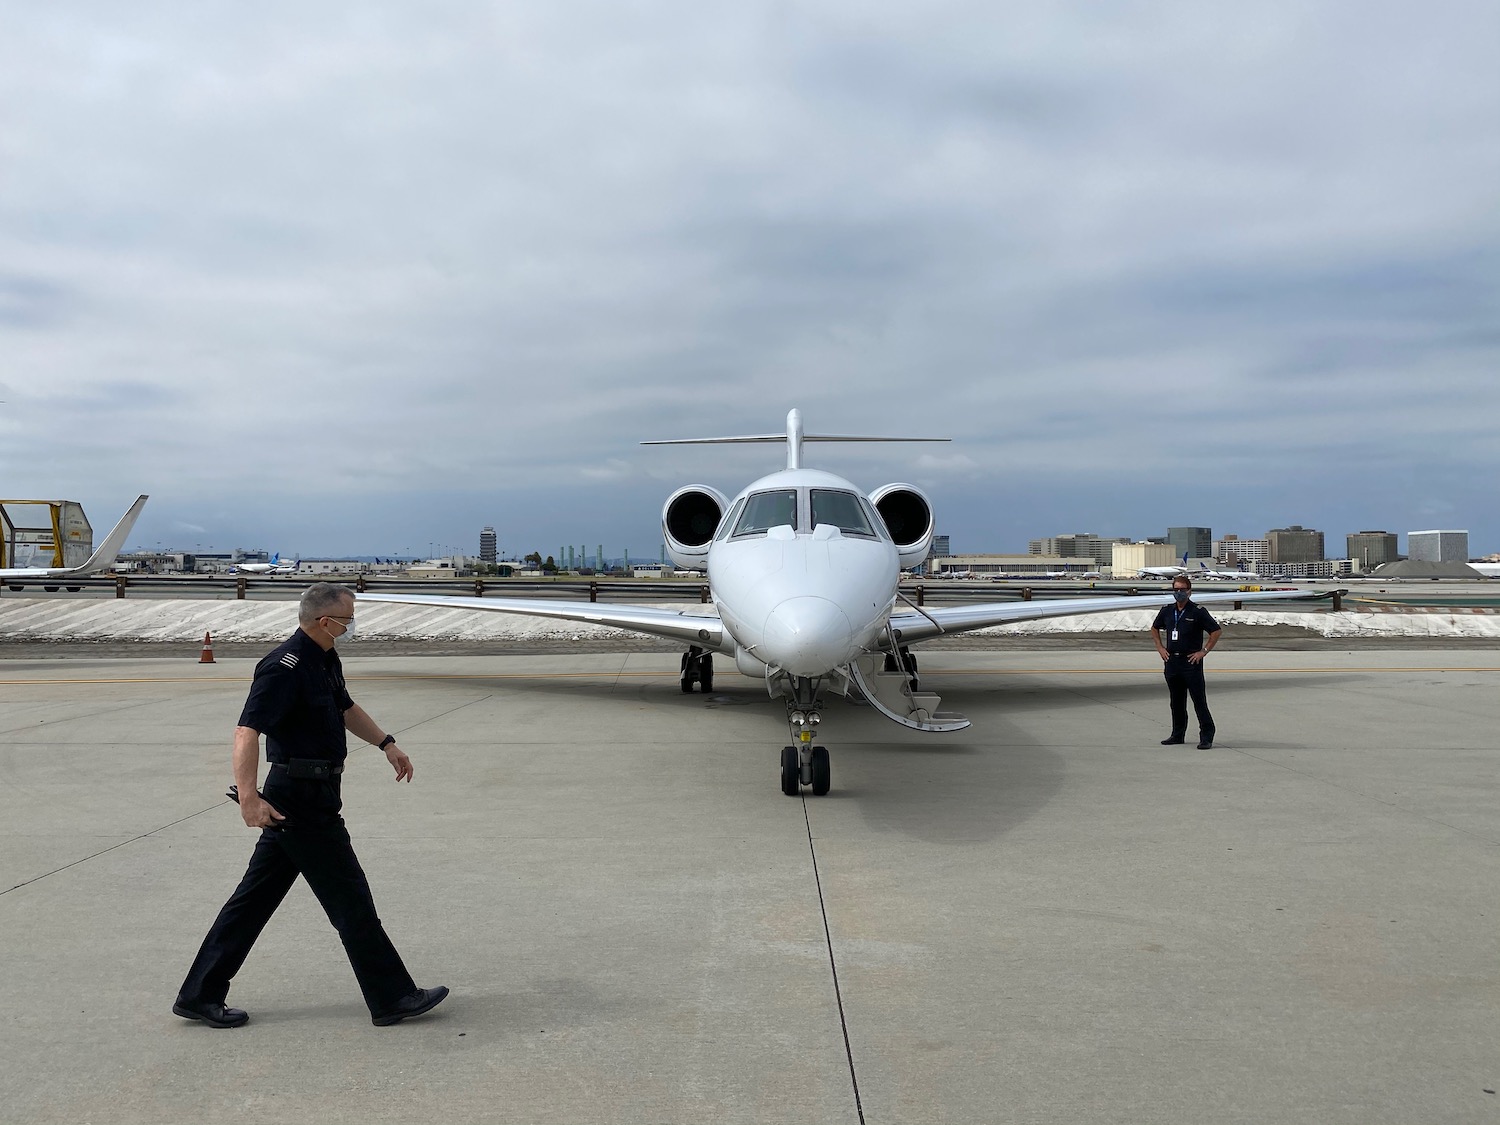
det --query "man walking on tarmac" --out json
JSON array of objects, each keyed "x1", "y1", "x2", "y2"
[
  {"x1": 1150, "y1": 575, "x2": 1223, "y2": 749},
  {"x1": 174, "y1": 583, "x2": 448, "y2": 1028}
]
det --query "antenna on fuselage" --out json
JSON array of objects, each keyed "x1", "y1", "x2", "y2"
[{"x1": 642, "y1": 408, "x2": 949, "y2": 469}]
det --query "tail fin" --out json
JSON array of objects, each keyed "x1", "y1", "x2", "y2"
[
  {"x1": 75, "y1": 495, "x2": 149, "y2": 573},
  {"x1": 643, "y1": 408, "x2": 948, "y2": 471}
]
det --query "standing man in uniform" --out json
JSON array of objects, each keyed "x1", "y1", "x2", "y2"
[
  {"x1": 174, "y1": 583, "x2": 449, "y2": 1028},
  {"x1": 1150, "y1": 575, "x2": 1223, "y2": 749}
]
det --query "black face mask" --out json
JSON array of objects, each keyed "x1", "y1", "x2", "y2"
[{"x1": 1173, "y1": 589, "x2": 1190, "y2": 601}]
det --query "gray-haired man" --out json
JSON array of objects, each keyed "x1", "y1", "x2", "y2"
[{"x1": 174, "y1": 583, "x2": 448, "y2": 1027}]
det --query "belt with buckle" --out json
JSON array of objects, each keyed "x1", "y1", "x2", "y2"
[{"x1": 271, "y1": 759, "x2": 344, "y2": 780}]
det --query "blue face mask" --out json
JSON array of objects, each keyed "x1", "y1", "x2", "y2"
[{"x1": 1173, "y1": 589, "x2": 1190, "y2": 602}]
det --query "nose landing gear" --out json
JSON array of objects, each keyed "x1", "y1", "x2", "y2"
[{"x1": 780, "y1": 677, "x2": 830, "y2": 796}]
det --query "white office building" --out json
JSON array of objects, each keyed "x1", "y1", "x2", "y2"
[{"x1": 1407, "y1": 530, "x2": 1469, "y2": 563}]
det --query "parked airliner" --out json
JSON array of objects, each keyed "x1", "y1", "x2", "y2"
[
  {"x1": 234, "y1": 553, "x2": 299, "y2": 575},
  {"x1": 1198, "y1": 561, "x2": 1262, "y2": 582},
  {"x1": 359, "y1": 412, "x2": 1322, "y2": 796},
  {"x1": 1, "y1": 495, "x2": 149, "y2": 590},
  {"x1": 1138, "y1": 552, "x2": 1190, "y2": 579}
]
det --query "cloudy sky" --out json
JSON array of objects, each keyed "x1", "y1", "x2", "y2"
[{"x1": 3, "y1": 2, "x2": 1496, "y2": 562}]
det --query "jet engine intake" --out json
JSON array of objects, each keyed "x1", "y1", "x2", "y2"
[
  {"x1": 870, "y1": 483, "x2": 934, "y2": 570},
  {"x1": 662, "y1": 485, "x2": 728, "y2": 569}
]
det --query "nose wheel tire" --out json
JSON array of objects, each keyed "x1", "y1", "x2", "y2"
[
  {"x1": 780, "y1": 746, "x2": 800, "y2": 796},
  {"x1": 810, "y1": 745, "x2": 831, "y2": 796},
  {"x1": 780, "y1": 744, "x2": 831, "y2": 796}
]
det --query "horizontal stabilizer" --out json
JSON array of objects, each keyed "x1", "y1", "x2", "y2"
[{"x1": 645, "y1": 408, "x2": 947, "y2": 469}]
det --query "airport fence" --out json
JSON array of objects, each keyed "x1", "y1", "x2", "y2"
[{"x1": 1, "y1": 574, "x2": 1342, "y2": 610}]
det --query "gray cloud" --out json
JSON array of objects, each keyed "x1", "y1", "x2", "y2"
[{"x1": 1, "y1": 1, "x2": 1496, "y2": 558}]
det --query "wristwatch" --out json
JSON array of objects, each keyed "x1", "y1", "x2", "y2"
[{"x1": 378, "y1": 734, "x2": 397, "y2": 750}]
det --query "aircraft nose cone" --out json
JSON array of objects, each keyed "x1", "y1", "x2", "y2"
[{"x1": 762, "y1": 597, "x2": 855, "y2": 676}]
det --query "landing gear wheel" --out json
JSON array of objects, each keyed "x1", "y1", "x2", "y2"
[
  {"x1": 680, "y1": 646, "x2": 707, "y2": 693},
  {"x1": 780, "y1": 746, "x2": 800, "y2": 796},
  {"x1": 810, "y1": 745, "x2": 831, "y2": 796}
]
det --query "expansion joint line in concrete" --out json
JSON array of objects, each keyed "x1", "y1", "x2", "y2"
[
  {"x1": 802, "y1": 799, "x2": 866, "y2": 1125},
  {"x1": 0, "y1": 804, "x2": 223, "y2": 897}
]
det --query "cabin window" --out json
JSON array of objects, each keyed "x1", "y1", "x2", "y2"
[
  {"x1": 858, "y1": 497, "x2": 890, "y2": 541},
  {"x1": 733, "y1": 490, "x2": 798, "y2": 535},
  {"x1": 714, "y1": 498, "x2": 746, "y2": 541},
  {"x1": 810, "y1": 490, "x2": 877, "y2": 538}
]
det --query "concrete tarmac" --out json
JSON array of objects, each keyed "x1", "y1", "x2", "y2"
[{"x1": 1, "y1": 647, "x2": 1497, "y2": 1124}]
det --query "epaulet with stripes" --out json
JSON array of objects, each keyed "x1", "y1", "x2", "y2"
[{"x1": 278, "y1": 652, "x2": 300, "y2": 669}]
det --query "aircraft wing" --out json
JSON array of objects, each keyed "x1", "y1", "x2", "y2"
[
  {"x1": 0, "y1": 494, "x2": 149, "y2": 580},
  {"x1": 888, "y1": 587, "x2": 1330, "y2": 644},
  {"x1": 356, "y1": 592, "x2": 725, "y2": 649}
]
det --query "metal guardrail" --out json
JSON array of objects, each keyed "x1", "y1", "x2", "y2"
[{"x1": 1, "y1": 574, "x2": 1346, "y2": 609}]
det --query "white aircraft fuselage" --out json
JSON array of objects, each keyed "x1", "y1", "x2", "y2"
[{"x1": 708, "y1": 467, "x2": 899, "y2": 678}]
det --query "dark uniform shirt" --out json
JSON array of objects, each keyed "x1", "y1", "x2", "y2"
[
  {"x1": 1151, "y1": 600, "x2": 1221, "y2": 657},
  {"x1": 237, "y1": 628, "x2": 354, "y2": 764}
]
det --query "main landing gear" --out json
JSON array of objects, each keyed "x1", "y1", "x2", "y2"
[
  {"x1": 680, "y1": 646, "x2": 713, "y2": 693},
  {"x1": 780, "y1": 676, "x2": 831, "y2": 797}
]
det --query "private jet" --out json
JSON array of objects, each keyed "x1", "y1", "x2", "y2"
[
  {"x1": 359, "y1": 411, "x2": 1322, "y2": 796},
  {"x1": 1, "y1": 495, "x2": 149, "y2": 591}
]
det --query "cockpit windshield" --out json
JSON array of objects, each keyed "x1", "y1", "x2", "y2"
[
  {"x1": 732, "y1": 489, "x2": 798, "y2": 535},
  {"x1": 810, "y1": 489, "x2": 877, "y2": 538}
]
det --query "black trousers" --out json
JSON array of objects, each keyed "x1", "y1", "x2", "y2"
[
  {"x1": 1163, "y1": 657, "x2": 1215, "y2": 740},
  {"x1": 177, "y1": 773, "x2": 415, "y2": 1014}
]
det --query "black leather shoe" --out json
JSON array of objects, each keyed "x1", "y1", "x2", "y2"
[
  {"x1": 1160, "y1": 737, "x2": 1185, "y2": 745},
  {"x1": 173, "y1": 999, "x2": 249, "y2": 1028},
  {"x1": 1197, "y1": 740, "x2": 1214, "y2": 750},
  {"x1": 372, "y1": 985, "x2": 450, "y2": 1027}
]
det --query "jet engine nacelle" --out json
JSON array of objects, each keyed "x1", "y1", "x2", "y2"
[
  {"x1": 662, "y1": 485, "x2": 728, "y2": 570},
  {"x1": 869, "y1": 483, "x2": 935, "y2": 570}
]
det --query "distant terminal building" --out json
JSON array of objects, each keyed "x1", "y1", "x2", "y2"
[
  {"x1": 1267, "y1": 525, "x2": 1325, "y2": 563},
  {"x1": 1407, "y1": 529, "x2": 1468, "y2": 563},
  {"x1": 298, "y1": 559, "x2": 370, "y2": 575},
  {"x1": 117, "y1": 551, "x2": 191, "y2": 573},
  {"x1": 931, "y1": 535, "x2": 951, "y2": 558},
  {"x1": 1213, "y1": 536, "x2": 1269, "y2": 566},
  {"x1": 1347, "y1": 531, "x2": 1400, "y2": 570},
  {"x1": 1028, "y1": 533, "x2": 1130, "y2": 565},
  {"x1": 1263, "y1": 560, "x2": 1353, "y2": 579},
  {"x1": 928, "y1": 554, "x2": 1097, "y2": 577},
  {"x1": 479, "y1": 526, "x2": 497, "y2": 565},
  {"x1": 1110, "y1": 542, "x2": 1180, "y2": 575},
  {"x1": 1166, "y1": 527, "x2": 1212, "y2": 561}
]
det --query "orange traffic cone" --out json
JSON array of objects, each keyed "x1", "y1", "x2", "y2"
[{"x1": 199, "y1": 631, "x2": 216, "y2": 663}]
